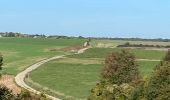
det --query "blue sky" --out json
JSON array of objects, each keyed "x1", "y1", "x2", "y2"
[{"x1": 1, "y1": 0, "x2": 170, "y2": 38}]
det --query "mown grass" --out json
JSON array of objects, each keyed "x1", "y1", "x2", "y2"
[
  {"x1": 30, "y1": 63, "x2": 101, "y2": 99},
  {"x1": 69, "y1": 48, "x2": 166, "y2": 60},
  {"x1": 0, "y1": 37, "x2": 86, "y2": 75}
]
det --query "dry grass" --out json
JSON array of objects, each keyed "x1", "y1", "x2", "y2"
[{"x1": 0, "y1": 75, "x2": 21, "y2": 95}]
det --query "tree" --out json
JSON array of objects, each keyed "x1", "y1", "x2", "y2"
[
  {"x1": 89, "y1": 50, "x2": 140, "y2": 100},
  {"x1": 101, "y1": 50, "x2": 140, "y2": 85},
  {"x1": 155, "y1": 49, "x2": 170, "y2": 70},
  {"x1": 163, "y1": 49, "x2": 170, "y2": 61},
  {"x1": 131, "y1": 49, "x2": 170, "y2": 100},
  {"x1": 144, "y1": 62, "x2": 170, "y2": 100}
]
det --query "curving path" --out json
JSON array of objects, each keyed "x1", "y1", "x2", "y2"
[
  {"x1": 15, "y1": 55, "x2": 65, "y2": 100},
  {"x1": 15, "y1": 47, "x2": 89, "y2": 100}
]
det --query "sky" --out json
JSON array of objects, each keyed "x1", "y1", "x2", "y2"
[{"x1": 1, "y1": 0, "x2": 170, "y2": 38}]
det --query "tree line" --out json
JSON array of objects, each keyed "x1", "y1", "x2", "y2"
[{"x1": 117, "y1": 42, "x2": 170, "y2": 48}]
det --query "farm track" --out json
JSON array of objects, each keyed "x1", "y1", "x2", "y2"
[
  {"x1": 136, "y1": 59, "x2": 160, "y2": 62},
  {"x1": 15, "y1": 47, "x2": 89, "y2": 100}
]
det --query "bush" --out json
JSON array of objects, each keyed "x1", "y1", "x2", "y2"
[
  {"x1": 101, "y1": 50, "x2": 140, "y2": 85},
  {"x1": 88, "y1": 81, "x2": 134, "y2": 100},
  {"x1": 144, "y1": 62, "x2": 170, "y2": 100},
  {"x1": 0, "y1": 85, "x2": 15, "y2": 100},
  {"x1": 89, "y1": 50, "x2": 140, "y2": 100},
  {"x1": 155, "y1": 49, "x2": 170, "y2": 70}
]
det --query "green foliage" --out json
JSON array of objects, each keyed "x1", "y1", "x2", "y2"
[
  {"x1": 163, "y1": 49, "x2": 170, "y2": 61},
  {"x1": 156, "y1": 49, "x2": 170, "y2": 70},
  {"x1": 89, "y1": 50, "x2": 140, "y2": 100},
  {"x1": 16, "y1": 90, "x2": 31, "y2": 100},
  {"x1": 0, "y1": 85, "x2": 15, "y2": 100},
  {"x1": 101, "y1": 50, "x2": 140, "y2": 85},
  {"x1": 131, "y1": 50, "x2": 170, "y2": 100},
  {"x1": 144, "y1": 62, "x2": 170, "y2": 100},
  {"x1": 88, "y1": 81, "x2": 134, "y2": 100},
  {"x1": 0, "y1": 87, "x2": 49, "y2": 100}
]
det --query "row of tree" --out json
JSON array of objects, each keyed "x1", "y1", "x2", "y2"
[
  {"x1": 117, "y1": 42, "x2": 170, "y2": 48},
  {"x1": 89, "y1": 37, "x2": 170, "y2": 42},
  {"x1": 89, "y1": 49, "x2": 170, "y2": 100}
]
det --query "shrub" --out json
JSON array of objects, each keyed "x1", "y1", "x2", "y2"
[
  {"x1": 155, "y1": 49, "x2": 170, "y2": 70},
  {"x1": 144, "y1": 62, "x2": 170, "y2": 100},
  {"x1": 0, "y1": 85, "x2": 15, "y2": 100},
  {"x1": 88, "y1": 81, "x2": 134, "y2": 100},
  {"x1": 101, "y1": 50, "x2": 140, "y2": 85},
  {"x1": 89, "y1": 50, "x2": 140, "y2": 100}
]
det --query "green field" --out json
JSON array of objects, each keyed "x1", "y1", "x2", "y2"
[
  {"x1": 69, "y1": 48, "x2": 166, "y2": 60},
  {"x1": 0, "y1": 37, "x2": 86, "y2": 75}
]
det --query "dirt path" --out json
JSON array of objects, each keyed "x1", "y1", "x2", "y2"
[
  {"x1": 15, "y1": 55, "x2": 65, "y2": 100},
  {"x1": 15, "y1": 47, "x2": 89, "y2": 100},
  {"x1": 136, "y1": 59, "x2": 160, "y2": 62}
]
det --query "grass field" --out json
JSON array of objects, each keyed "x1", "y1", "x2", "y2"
[
  {"x1": 0, "y1": 37, "x2": 86, "y2": 75},
  {"x1": 69, "y1": 48, "x2": 166, "y2": 60}
]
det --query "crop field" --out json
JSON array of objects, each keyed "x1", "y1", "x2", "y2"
[
  {"x1": 0, "y1": 37, "x2": 86, "y2": 75},
  {"x1": 28, "y1": 40, "x2": 167, "y2": 99}
]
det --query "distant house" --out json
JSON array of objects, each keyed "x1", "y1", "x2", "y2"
[{"x1": 0, "y1": 35, "x2": 2, "y2": 38}]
